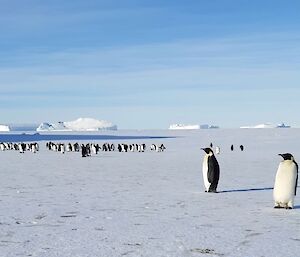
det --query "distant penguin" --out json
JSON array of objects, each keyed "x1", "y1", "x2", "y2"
[
  {"x1": 240, "y1": 145, "x2": 244, "y2": 151},
  {"x1": 60, "y1": 144, "x2": 65, "y2": 154},
  {"x1": 81, "y1": 144, "x2": 87, "y2": 157},
  {"x1": 210, "y1": 142, "x2": 213, "y2": 148},
  {"x1": 31, "y1": 143, "x2": 37, "y2": 153},
  {"x1": 215, "y1": 146, "x2": 220, "y2": 155},
  {"x1": 230, "y1": 145, "x2": 234, "y2": 151},
  {"x1": 201, "y1": 148, "x2": 220, "y2": 193},
  {"x1": 18, "y1": 143, "x2": 24, "y2": 153},
  {"x1": 273, "y1": 153, "x2": 298, "y2": 209},
  {"x1": 91, "y1": 144, "x2": 97, "y2": 155}
]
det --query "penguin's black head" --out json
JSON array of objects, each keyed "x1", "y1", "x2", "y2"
[
  {"x1": 278, "y1": 153, "x2": 294, "y2": 161},
  {"x1": 201, "y1": 148, "x2": 213, "y2": 154}
]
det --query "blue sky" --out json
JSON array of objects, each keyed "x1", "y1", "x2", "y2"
[{"x1": 0, "y1": 0, "x2": 300, "y2": 129}]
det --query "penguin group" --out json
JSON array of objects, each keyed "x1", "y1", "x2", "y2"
[
  {"x1": 229, "y1": 144, "x2": 244, "y2": 151},
  {"x1": 207, "y1": 144, "x2": 245, "y2": 155},
  {"x1": 201, "y1": 146, "x2": 298, "y2": 209},
  {"x1": 150, "y1": 144, "x2": 166, "y2": 152},
  {"x1": 44, "y1": 141, "x2": 166, "y2": 157},
  {"x1": 117, "y1": 143, "x2": 146, "y2": 152},
  {"x1": 46, "y1": 142, "x2": 102, "y2": 157},
  {"x1": 0, "y1": 142, "x2": 39, "y2": 153},
  {"x1": 46, "y1": 142, "x2": 81, "y2": 152},
  {"x1": 81, "y1": 144, "x2": 91, "y2": 157},
  {"x1": 102, "y1": 143, "x2": 115, "y2": 152}
]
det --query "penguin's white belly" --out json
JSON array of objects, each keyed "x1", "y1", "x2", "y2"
[
  {"x1": 202, "y1": 156, "x2": 210, "y2": 191},
  {"x1": 273, "y1": 162, "x2": 297, "y2": 204}
]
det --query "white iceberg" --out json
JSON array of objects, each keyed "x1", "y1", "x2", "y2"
[
  {"x1": 37, "y1": 118, "x2": 117, "y2": 132},
  {"x1": 253, "y1": 123, "x2": 275, "y2": 129},
  {"x1": 64, "y1": 118, "x2": 117, "y2": 131},
  {"x1": 200, "y1": 124, "x2": 220, "y2": 129},
  {"x1": 0, "y1": 124, "x2": 10, "y2": 132},
  {"x1": 37, "y1": 122, "x2": 70, "y2": 132},
  {"x1": 240, "y1": 123, "x2": 275, "y2": 129},
  {"x1": 276, "y1": 122, "x2": 291, "y2": 128},
  {"x1": 169, "y1": 124, "x2": 200, "y2": 130}
]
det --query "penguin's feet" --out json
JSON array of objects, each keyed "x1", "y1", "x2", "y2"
[
  {"x1": 274, "y1": 205, "x2": 283, "y2": 209},
  {"x1": 285, "y1": 206, "x2": 293, "y2": 210}
]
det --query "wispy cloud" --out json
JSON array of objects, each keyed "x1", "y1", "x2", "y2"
[{"x1": 1, "y1": 33, "x2": 299, "y2": 96}]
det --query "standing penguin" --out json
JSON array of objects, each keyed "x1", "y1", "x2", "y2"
[
  {"x1": 273, "y1": 153, "x2": 298, "y2": 209},
  {"x1": 201, "y1": 148, "x2": 220, "y2": 193}
]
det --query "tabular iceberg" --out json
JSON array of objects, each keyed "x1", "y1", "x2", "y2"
[
  {"x1": 240, "y1": 122, "x2": 291, "y2": 129},
  {"x1": 37, "y1": 118, "x2": 117, "y2": 132},
  {"x1": 169, "y1": 124, "x2": 200, "y2": 130},
  {"x1": 0, "y1": 124, "x2": 10, "y2": 132}
]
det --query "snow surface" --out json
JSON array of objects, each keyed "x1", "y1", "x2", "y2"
[
  {"x1": 37, "y1": 118, "x2": 117, "y2": 132},
  {"x1": 0, "y1": 129, "x2": 299, "y2": 257},
  {"x1": 0, "y1": 124, "x2": 10, "y2": 132}
]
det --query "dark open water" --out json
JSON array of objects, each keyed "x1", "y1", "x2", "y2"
[{"x1": 0, "y1": 133, "x2": 174, "y2": 142}]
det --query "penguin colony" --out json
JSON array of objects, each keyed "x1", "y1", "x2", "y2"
[
  {"x1": 0, "y1": 142, "x2": 39, "y2": 153},
  {"x1": 0, "y1": 140, "x2": 297, "y2": 209},
  {"x1": 0, "y1": 142, "x2": 166, "y2": 155},
  {"x1": 201, "y1": 144, "x2": 298, "y2": 209},
  {"x1": 45, "y1": 142, "x2": 166, "y2": 157}
]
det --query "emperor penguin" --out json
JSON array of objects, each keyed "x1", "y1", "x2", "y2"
[
  {"x1": 201, "y1": 148, "x2": 220, "y2": 193},
  {"x1": 273, "y1": 153, "x2": 298, "y2": 209}
]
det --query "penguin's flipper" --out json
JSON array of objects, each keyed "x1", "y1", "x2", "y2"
[
  {"x1": 294, "y1": 160, "x2": 298, "y2": 196},
  {"x1": 295, "y1": 173, "x2": 298, "y2": 196}
]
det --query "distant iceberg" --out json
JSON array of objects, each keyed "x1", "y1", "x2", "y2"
[
  {"x1": 37, "y1": 122, "x2": 70, "y2": 132},
  {"x1": 0, "y1": 124, "x2": 10, "y2": 132},
  {"x1": 169, "y1": 124, "x2": 200, "y2": 130},
  {"x1": 200, "y1": 124, "x2": 219, "y2": 129},
  {"x1": 240, "y1": 122, "x2": 292, "y2": 129},
  {"x1": 276, "y1": 122, "x2": 291, "y2": 128},
  {"x1": 240, "y1": 123, "x2": 276, "y2": 129},
  {"x1": 254, "y1": 123, "x2": 275, "y2": 129},
  {"x1": 37, "y1": 118, "x2": 117, "y2": 132}
]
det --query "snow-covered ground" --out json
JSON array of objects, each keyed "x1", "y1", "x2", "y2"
[{"x1": 0, "y1": 129, "x2": 299, "y2": 257}]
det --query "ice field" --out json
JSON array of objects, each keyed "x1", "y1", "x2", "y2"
[{"x1": 0, "y1": 129, "x2": 299, "y2": 257}]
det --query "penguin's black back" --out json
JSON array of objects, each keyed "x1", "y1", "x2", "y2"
[
  {"x1": 208, "y1": 155, "x2": 220, "y2": 184},
  {"x1": 294, "y1": 160, "x2": 298, "y2": 196}
]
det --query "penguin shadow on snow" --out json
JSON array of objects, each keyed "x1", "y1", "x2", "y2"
[
  {"x1": 219, "y1": 187, "x2": 273, "y2": 193},
  {"x1": 292, "y1": 205, "x2": 300, "y2": 209}
]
